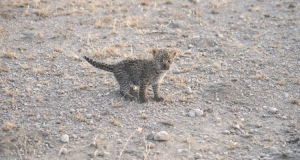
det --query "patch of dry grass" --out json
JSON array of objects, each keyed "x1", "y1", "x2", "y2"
[
  {"x1": 295, "y1": 77, "x2": 300, "y2": 84},
  {"x1": 2, "y1": 122, "x2": 17, "y2": 131},
  {"x1": 2, "y1": 0, "x2": 30, "y2": 7},
  {"x1": 26, "y1": 55, "x2": 35, "y2": 60},
  {"x1": 179, "y1": 95, "x2": 194, "y2": 103},
  {"x1": 74, "y1": 113, "x2": 87, "y2": 122},
  {"x1": 112, "y1": 100, "x2": 122, "y2": 108},
  {"x1": 33, "y1": 67, "x2": 46, "y2": 74},
  {"x1": 290, "y1": 98, "x2": 300, "y2": 105},
  {"x1": 7, "y1": 98, "x2": 17, "y2": 104},
  {"x1": 110, "y1": 119, "x2": 121, "y2": 126},
  {"x1": 88, "y1": 46, "x2": 120, "y2": 58},
  {"x1": 226, "y1": 140, "x2": 240, "y2": 150},
  {"x1": 3, "y1": 88, "x2": 19, "y2": 97},
  {"x1": 140, "y1": 0, "x2": 148, "y2": 6},
  {"x1": 80, "y1": 84, "x2": 90, "y2": 90},
  {"x1": 164, "y1": 94, "x2": 175, "y2": 103},
  {"x1": 34, "y1": 7, "x2": 52, "y2": 17},
  {"x1": 4, "y1": 48, "x2": 16, "y2": 59},
  {"x1": 251, "y1": 72, "x2": 270, "y2": 80},
  {"x1": 0, "y1": 63, "x2": 8, "y2": 72}
]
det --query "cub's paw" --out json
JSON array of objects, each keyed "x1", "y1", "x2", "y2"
[
  {"x1": 139, "y1": 97, "x2": 149, "y2": 103},
  {"x1": 125, "y1": 94, "x2": 137, "y2": 102},
  {"x1": 154, "y1": 97, "x2": 164, "y2": 102}
]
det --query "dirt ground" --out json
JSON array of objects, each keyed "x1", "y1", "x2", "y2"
[{"x1": 0, "y1": 0, "x2": 300, "y2": 159}]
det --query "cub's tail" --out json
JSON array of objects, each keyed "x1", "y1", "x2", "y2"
[{"x1": 83, "y1": 56, "x2": 114, "y2": 72}]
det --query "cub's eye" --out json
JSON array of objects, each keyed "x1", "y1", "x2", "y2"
[
  {"x1": 160, "y1": 59, "x2": 163, "y2": 62},
  {"x1": 168, "y1": 60, "x2": 171, "y2": 63}
]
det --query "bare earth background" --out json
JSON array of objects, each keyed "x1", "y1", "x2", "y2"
[{"x1": 0, "y1": 0, "x2": 300, "y2": 159}]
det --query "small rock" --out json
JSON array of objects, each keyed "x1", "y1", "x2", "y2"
[
  {"x1": 188, "y1": 110, "x2": 196, "y2": 117},
  {"x1": 185, "y1": 86, "x2": 192, "y2": 94},
  {"x1": 222, "y1": 130, "x2": 230, "y2": 135},
  {"x1": 85, "y1": 113, "x2": 92, "y2": 119},
  {"x1": 103, "y1": 151, "x2": 110, "y2": 156},
  {"x1": 231, "y1": 124, "x2": 240, "y2": 130},
  {"x1": 147, "y1": 131, "x2": 155, "y2": 140},
  {"x1": 178, "y1": 149, "x2": 188, "y2": 153},
  {"x1": 195, "y1": 109, "x2": 204, "y2": 116},
  {"x1": 213, "y1": 117, "x2": 221, "y2": 123},
  {"x1": 117, "y1": 139, "x2": 122, "y2": 144},
  {"x1": 61, "y1": 148, "x2": 68, "y2": 155},
  {"x1": 124, "y1": 150, "x2": 134, "y2": 154},
  {"x1": 255, "y1": 123, "x2": 262, "y2": 128},
  {"x1": 97, "y1": 151, "x2": 110, "y2": 157},
  {"x1": 262, "y1": 106, "x2": 268, "y2": 109},
  {"x1": 269, "y1": 107, "x2": 278, "y2": 114},
  {"x1": 195, "y1": 153, "x2": 203, "y2": 159},
  {"x1": 148, "y1": 142, "x2": 155, "y2": 149},
  {"x1": 281, "y1": 116, "x2": 288, "y2": 120},
  {"x1": 287, "y1": 137, "x2": 300, "y2": 144},
  {"x1": 188, "y1": 44, "x2": 194, "y2": 49},
  {"x1": 73, "y1": 54, "x2": 80, "y2": 60},
  {"x1": 70, "y1": 108, "x2": 75, "y2": 113},
  {"x1": 61, "y1": 134, "x2": 69, "y2": 143},
  {"x1": 43, "y1": 131, "x2": 49, "y2": 137},
  {"x1": 154, "y1": 131, "x2": 169, "y2": 141}
]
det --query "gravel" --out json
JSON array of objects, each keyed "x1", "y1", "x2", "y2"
[{"x1": 1, "y1": 0, "x2": 299, "y2": 159}]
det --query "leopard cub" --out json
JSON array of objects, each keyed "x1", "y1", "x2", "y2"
[{"x1": 84, "y1": 48, "x2": 177, "y2": 103}]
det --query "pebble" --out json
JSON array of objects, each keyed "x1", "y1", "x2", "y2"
[
  {"x1": 85, "y1": 113, "x2": 92, "y2": 119},
  {"x1": 255, "y1": 123, "x2": 262, "y2": 128},
  {"x1": 281, "y1": 116, "x2": 287, "y2": 120},
  {"x1": 154, "y1": 131, "x2": 170, "y2": 141},
  {"x1": 231, "y1": 124, "x2": 240, "y2": 130},
  {"x1": 269, "y1": 107, "x2": 278, "y2": 114},
  {"x1": 178, "y1": 149, "x2": 188, "y2": 153},
  {"x1": 194, "y1": 153, "x2": 203, "y2": 159},
  {"x1": 188, "y1": 110, "x2": 196, "y2": 117},
  {"x1": 70, "y1": 108, "x2": 75, "y2": 113},
  {"x1": 222, "y1": 130, "x2": 230, "y2": 135},
  {"x1": 61, "y1": 148, "x2": 68, "y2": 155},
  {"x1": 195, "y1": 109, "x2": 204, "y2": 116},
  {"x1": 185, "y1": 86, "x2": 192, "y2": 94},
  {"x1": 148, "y1": 142, "x2": 155, "y2": 149},
  {"x1": 73, "y1": 54, "x2": 80, "y2": 60},
  {"x1": 103, "y1": 151, "x2": 110, "y2": 156},
  {"x1": 61, "y1": 134, "x2": 69, "y2": 143},
  {"x1": 117, "y1": 139, "x2": 122, "y2": 144},
  {"x1": 262, "y1": 106, "x2": 268, "y2": 109},
  {"x1": 147, "y1": 131, "x2": 155, "y2": 140},
  {"x1": 188, "y1": 44, "x2": 194, "y2": 49},
  {"x1": 97, "y1": 151, "x2": 110, "y2": 157},
  {"x1": 213, "y1": 117, "x2": 221, "y2": 123}
]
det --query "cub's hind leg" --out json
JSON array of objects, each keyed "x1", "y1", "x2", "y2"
[{"x1": 115, "y1": 74, "x2": 136, "y2": 101}]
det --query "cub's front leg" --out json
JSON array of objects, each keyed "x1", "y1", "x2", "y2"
[
  {"x1": 152, "y1": 84, "x2": 164, "y2": 102},
  {"x1": 139, "y1": 78, "x2": 149, "y2": 103}
]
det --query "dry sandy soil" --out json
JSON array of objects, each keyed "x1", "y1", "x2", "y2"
[{"x1": 0, "y1": 0, "x2": 300, "y2": 159}]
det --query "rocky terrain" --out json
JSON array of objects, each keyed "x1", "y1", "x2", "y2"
[{"x1": 0, "y1": 0, "x2": 299, "y2": 159}]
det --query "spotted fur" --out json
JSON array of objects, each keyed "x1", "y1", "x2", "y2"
[{"x1": 83, "y1": 49, "x2": 177, "y2": 103}]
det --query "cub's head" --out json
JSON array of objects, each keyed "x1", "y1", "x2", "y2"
[{"x1": 152, "y1": 48, "x2": 177, "y2": 73}]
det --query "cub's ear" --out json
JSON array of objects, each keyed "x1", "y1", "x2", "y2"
[
  {"x1": 170, "y1": 50, "x2": 177, "y2": 58},
  {"x1": 151, "y1": 48, "x2": 159, "y2": 56}
]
